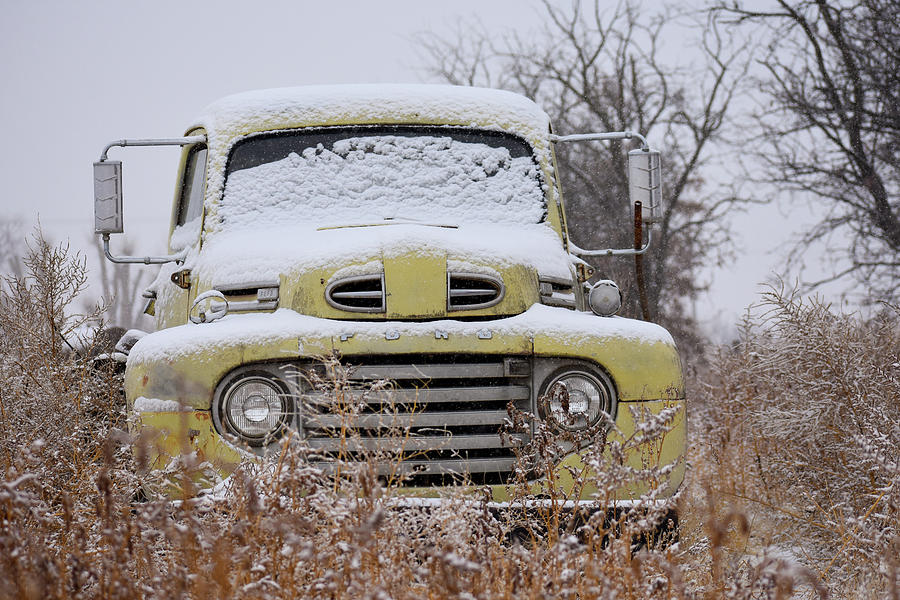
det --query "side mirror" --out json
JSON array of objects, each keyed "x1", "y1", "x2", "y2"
[
  {"x1": 628, "y1": 149, "x2": 662, "y2": 223},
  {"x1": 94, "y1": 160, "x2": 124, "y2": 234},
  {"x1": 93, "y1": 136, "x2": 205, "y2": 264},
  {"x1": 552, "y1": 130, "x2": 662, "y2": 258}
]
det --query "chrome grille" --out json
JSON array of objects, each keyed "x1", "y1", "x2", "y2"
[
  {"x1": 300, "y1": 356, "x2": 533, "y2": 485},
  {"x1": 447, "y1": 273, "x2": 504, "y2": 311},
  {"x1": 325, "y1": 274, "x2": 385, "y2": 313}
]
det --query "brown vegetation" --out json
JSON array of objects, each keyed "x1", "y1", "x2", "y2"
[
  {"x1": 2, "y1": 238, "x2": 898, "y2": 599},
  {"x1": 691, "y1": 286, "x2": 900, "y2": 596}
]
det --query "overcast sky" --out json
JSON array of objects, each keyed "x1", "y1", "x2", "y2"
[{"x1": 0, "y1": 0, "x2": 830, "y2": 338}]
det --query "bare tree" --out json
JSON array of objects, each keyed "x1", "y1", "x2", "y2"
[
  {"x1": 0, "y1": 232, "x2": 101, "y2": 362},
  {"x1": 418, "y1": 1, "x2": 746, "y2": 350},
  {"x1": 2, "y1": 222, "x2": 147, "y2": 334},
  {"x1": 718, "y1": 0, "x2": 900, "y2": 303}
]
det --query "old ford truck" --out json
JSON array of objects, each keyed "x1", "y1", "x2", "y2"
[{"x1": 93, "y1": 84, "x2": 683, "y2": 510}]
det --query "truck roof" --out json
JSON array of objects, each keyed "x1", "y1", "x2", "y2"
[{"x1": 193, "y1": 84, "x2": 552, "y2": 150}]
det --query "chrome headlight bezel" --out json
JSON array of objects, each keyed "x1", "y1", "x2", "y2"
[
  {"x1": 213, "y1": 369, "x2": 294, "y2": 447},
  {"x1": 538, "y1": 367, "x2": 616, "y2": 432}
]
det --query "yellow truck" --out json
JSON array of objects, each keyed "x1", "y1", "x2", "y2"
[{"x1": 93, "y1": 84, "x2": 683, "y2": 516}]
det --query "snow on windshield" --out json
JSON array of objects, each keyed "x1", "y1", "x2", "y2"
[{"x1": 217, "y1": 132, "x2": 546, "y2": 231}]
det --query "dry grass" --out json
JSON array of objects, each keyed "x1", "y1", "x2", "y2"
[
  {"x1": 1, "y1": 235, "x2": 897, "y2": 599},
  {"x1": 689, "y1": 287, "x2": 900, "y2": 598}
]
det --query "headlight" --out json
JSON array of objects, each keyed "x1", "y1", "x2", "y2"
[
  {"x1": 540, "y1": 370, "x2": 614, "y2": 431},
  {"x1": 588, "y1": 280, "x2": 622, "y2": 317},
  {"x1": 218, "y1": 374, "x2": 291, "y2": 446}
]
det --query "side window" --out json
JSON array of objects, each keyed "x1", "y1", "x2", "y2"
[{"x1": 176, "y1": 145, "x2": 207, "y2": 226}]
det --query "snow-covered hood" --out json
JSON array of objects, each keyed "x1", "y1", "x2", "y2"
[
  {"x1": 188, "y1": 222, "x2": 576, "y2": 320},
  {"x1": 195, "y1": 223, "x2": 571, "y2": 284}
]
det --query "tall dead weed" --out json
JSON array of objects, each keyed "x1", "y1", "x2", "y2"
[
  {"x1": 1, "y1": 236, "x2": 879, "y2": 598},
  {"x1": 693, "y1": 287, "x2": 900, "y2": 597}
]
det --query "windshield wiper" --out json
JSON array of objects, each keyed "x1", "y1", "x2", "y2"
[{"x1": 317, "y1": 217, "x2": 459, "y2": 230}]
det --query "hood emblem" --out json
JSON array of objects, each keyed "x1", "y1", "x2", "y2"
[{"x1": 335, "y1": 329, "x2": 494, "y2": 342}]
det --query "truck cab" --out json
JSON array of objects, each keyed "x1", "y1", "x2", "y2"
[{"x1": 94, "y1": 84, "x2": 684, "y2": 508}]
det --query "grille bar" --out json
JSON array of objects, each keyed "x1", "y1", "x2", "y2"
[
  {"x1": 347, "y1": 363, "x2": 505, "y2": 380},
  {"x1": 331, "y1": 291, "x2": 383, "y2": 299},
  {"x1": 387, "y1": 457, "x2": 519, "y2": 475},
  {"x1": 302, "y1": 385, "x2": 530, "y2": 405},
  {"x1": 306, "y1": 433, "x2": 527, "y2": 452},
  {"x1": 450, "y1": 288, "x2": 498, "y2": 297},
  {"x1": 315, "y1": 457, "x2": 518, "y2": 476},
  {"x1": 305, "y1": 410, "x2": 510, "y2": 429}
]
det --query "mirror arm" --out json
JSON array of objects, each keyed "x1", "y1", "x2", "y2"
[
  {"x1": 99, "y1": 136, "x2": 207, "y2": 161},
  {"x1": 101, "y1": 233, "x2": 187, "y2": 265},
  {"x1": 550, "y1": 130, "x2": 649, "y2": 151},
  {"x1": 569, "y1": 227, "x2": 653, "y2": 257}
]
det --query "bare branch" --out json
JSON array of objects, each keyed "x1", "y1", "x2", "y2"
[{"x1": 717, "y1": 0, "x2": 900, "y2": 300}]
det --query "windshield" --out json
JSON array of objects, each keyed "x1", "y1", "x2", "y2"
[{"x1": 219, "y1": 126, "x2": 546, "y2": 230}]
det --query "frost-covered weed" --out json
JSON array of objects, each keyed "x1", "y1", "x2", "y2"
[
  {"x1": 0, "y1": 236, "x2": 841, "y2": 599},
  {"x1": 0, "y1": 232, "x2": 129, "y2": 499},
  {"x1": 695, "y1": 287, "x2": 900, "y2": 597}
]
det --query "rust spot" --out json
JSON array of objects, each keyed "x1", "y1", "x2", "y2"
[
  {"x1": 195, "y1": 412, "x2": 211, "y2": 422},
  {"x1": 188, "y1": 428, "x2": 201, "y2": 443},
  {"x1": 142, "y1": 375, "x2": 149, "y2": 387}
]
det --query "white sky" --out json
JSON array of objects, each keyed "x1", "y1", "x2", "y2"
[{"x1": 0, "y1": 0, "x2": 832, "y2": 339}]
